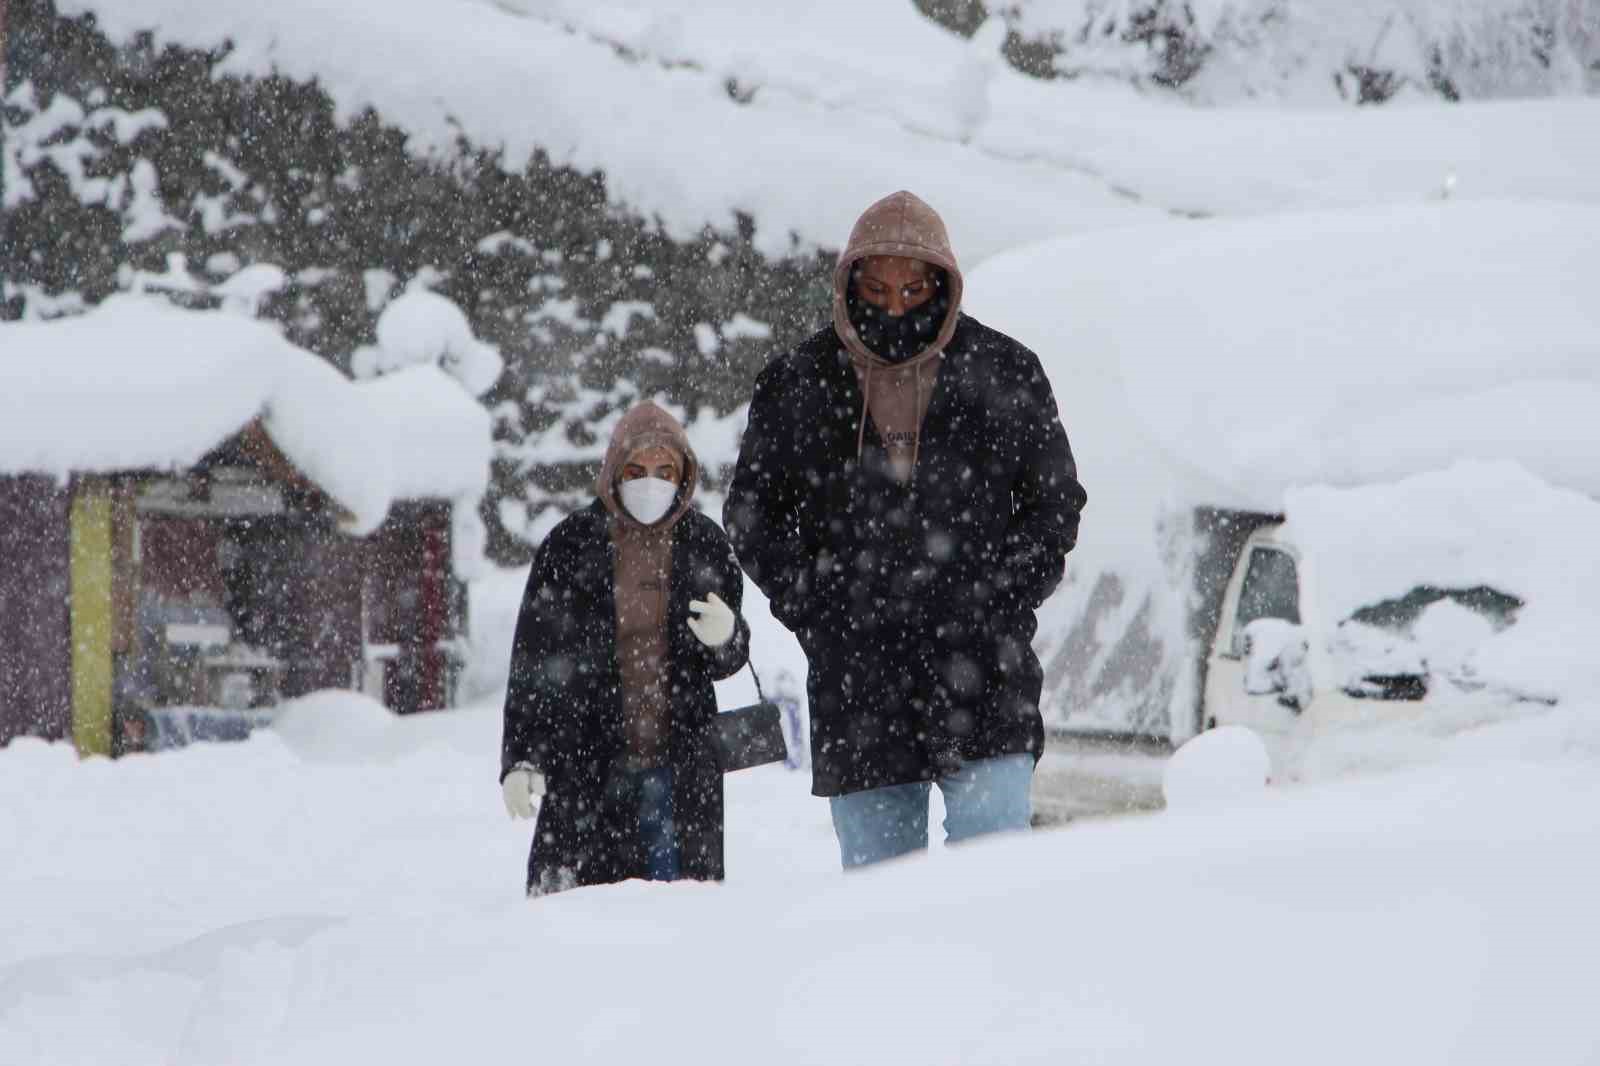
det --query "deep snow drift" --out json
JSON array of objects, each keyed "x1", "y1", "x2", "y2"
[{"x1": 2, "y1": 691, "x2": 1598, "y2": 1066}]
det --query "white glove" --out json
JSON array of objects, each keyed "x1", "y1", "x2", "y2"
[
  {"x1": 687, "y1": 592, "x2": 736, "y2": 648},
  {"x1": 502, "y1": 765, "x2": 545, "y2": 820}
]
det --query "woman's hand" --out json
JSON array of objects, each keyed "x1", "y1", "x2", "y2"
[
  {"x1": 687, "y1": 592, "x2": 736, "y2": 648},
  {"x1": 502, "y1": 764, "x2": 546, "y2": 819}
]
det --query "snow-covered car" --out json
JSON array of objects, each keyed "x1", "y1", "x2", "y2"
[
  {"x1": 963, "y1": 200, "x2": 1600, "y2": 758},
  {"x1": 1205, "y1": 520, "x2": 1537, "y2": 743}
]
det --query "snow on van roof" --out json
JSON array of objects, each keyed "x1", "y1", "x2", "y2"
[
  {"x1": 965, "y1": 199, "x2": 1600, "y2": 731},
  {"x1": 971, "y1": 199, "x2": 1600, "y2": 514},
  {"x1": 0, "y1": 296, "x2": 491, "y2": 534}
]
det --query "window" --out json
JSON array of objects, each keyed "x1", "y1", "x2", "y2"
[
  {"x1": 1232, "y1": 547, "x2": 1300, "y2": 656},
  {"x1": 1347, "y1": 585, "x2": 1521, "y2": 635}
]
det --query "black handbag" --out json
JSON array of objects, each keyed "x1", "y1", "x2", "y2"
[{"x1": 713, "y1": 662, "x2": 790, "y2": 773}]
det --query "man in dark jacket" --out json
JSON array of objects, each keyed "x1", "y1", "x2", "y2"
[
  {"x1": 501, "y1": 402, "x2": 750, "y2": 895},
  {"x1": 724, "y1": 190, "x2": 1086, "y2": 868}
]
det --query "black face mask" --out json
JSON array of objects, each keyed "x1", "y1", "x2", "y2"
[{"x1": 847, "y1": 273, "x2": 950, "y2": 363}]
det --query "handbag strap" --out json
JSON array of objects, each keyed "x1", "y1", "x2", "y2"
[{"x1": 746, "y1": 660, "x2": 767, "y2": 704}]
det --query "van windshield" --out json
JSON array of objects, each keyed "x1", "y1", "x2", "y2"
[{"x1": 1347, "y1": 586, "x2": 1522, "y2": 634}]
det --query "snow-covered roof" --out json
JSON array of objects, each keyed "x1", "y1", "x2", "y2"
[
  {"x1": 0, "y1": 296, "x2": 491, "y2": 534},
  {"x1": 56, "y1": 1, "x2": 1600, "y2": 262}
]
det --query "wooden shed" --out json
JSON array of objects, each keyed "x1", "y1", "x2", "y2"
[{"x1": 0, "y1": 297, "x2": 492, "y2": 755}]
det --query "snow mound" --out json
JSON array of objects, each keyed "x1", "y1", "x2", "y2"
[
  {"x1": 978, "y1": 200, "x2": 1600, "y2": 514},
  {"x1": 9, "y1": 706, "x2": 1599, "y2": 1065},
  {"x1": 1163, "y1": 726, "x2": 1272, "y2": 810},
  {"x1": 270, "y1": 691, "x2": 402, "y2": 763},
  {"x1": 360, "y1": 290, "x2": 505, "y2": 397}
]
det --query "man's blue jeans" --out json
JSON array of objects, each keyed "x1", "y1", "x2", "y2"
[{"x1": 827, "y1": 753, "x2": 1034, "y2": 869}]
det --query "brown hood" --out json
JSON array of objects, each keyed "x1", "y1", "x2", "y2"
[
  {"x1": 831, "y1": 189, "x2": 964, "y2": 372},
  {"x1": 596, "y1": 401, "x2": 699, "y2": 531}
]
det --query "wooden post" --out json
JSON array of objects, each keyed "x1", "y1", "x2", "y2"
[
  {"x1": 70, "y1": 482, "x2": 115, "y2": 757},
  {"x1": 418, "y1": 511, "x2": 449, "y2": 710}
]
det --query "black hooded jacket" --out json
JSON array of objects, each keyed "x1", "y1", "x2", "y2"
[
  {"x1": 724, "y1": 313, "x2": 1085, "y2": 796},
  {"x1": 502, "y1": 466, "x2": 750, "y2": 894}
]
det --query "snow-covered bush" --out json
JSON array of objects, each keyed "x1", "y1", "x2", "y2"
[
  {"x1": 3, "y1": 6, "x2": 829, "y2": 565},
  {"x1": 999, "y1": 0, "x2": 1600, "y2": 102}
]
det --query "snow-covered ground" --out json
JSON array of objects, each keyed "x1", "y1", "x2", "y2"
[
  {"x1": 4, "y1": 575, "x2": 1598, "y2": 1065},
  {"x1": 9, "y1": 3, "x2": 1600, "y2": 1061},
  {"x1": 4, "y1": 687, "x2": 1598, "y2": 1065}
]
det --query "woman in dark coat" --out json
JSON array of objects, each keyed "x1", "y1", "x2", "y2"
[{"x1": 500, "y1": 402, "x2": 750, "y2": 896}]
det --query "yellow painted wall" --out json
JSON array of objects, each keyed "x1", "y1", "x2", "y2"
[{"x1": 70, "y1": 485, "x2": 114, "y2": 757}]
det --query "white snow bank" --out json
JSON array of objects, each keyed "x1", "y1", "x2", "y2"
[
  {"x1": 459, "y1": 564, "x2": 533, "y2": 703},
  {"x1": 64, "y1": 0, "x2": 1599, "y2": 269},
  {"x1": 978, "y1": 200, "x2": 1600, "y2": 514},
  {"x1": 1162, "y1": 725, "x2": 1271, "y2": 809},
  {"x1": 270, "y1": 689, "x2": 486, "y2": 763},
  {"x1": 0, "y1": 296, "x2": 491, "y2": 534},
  {"x1": 1107, "y1": 201, "x2": 1600, "y2": 509},
  {"x1": 57, "y1": 0, "x2": 1159, "y2": 263},
  {"x1": 2, "y1": 689, "x2": 1598, "y2": 1065}
]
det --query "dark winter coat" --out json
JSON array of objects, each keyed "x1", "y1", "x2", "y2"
[
  {"x1": 724, "y1": 312, "x2": 1086, "y2": 796},
  {"x1": 500, "y1": 500, "x2": 751, "y2": 894}
]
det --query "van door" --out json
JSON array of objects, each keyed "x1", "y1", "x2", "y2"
[{"x1": 1204, "y1": 541, "x2": 1304, "y2": 735}]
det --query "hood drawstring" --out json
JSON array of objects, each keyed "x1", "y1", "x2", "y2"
[
  {"x1": 911, "y1": 361, "x2": 923, "y2": 481},
  {"x1": 855, "y1": 359, "x2": 872, "y2": 463}
]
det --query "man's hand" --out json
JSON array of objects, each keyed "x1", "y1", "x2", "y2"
[
  {"x1": 502, "y1": 765, "x2": 546, "y2": 820},
  {"x1": 687, "y1": 593, "x2": 736, "y2": 648}
]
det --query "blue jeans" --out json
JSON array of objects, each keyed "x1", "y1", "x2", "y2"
[
  {"x1": 828, "y1": 753, "x2": 1034, "y2": 869},
  {"x1": 635, "y1": 767, "x2": 680, "y2": 882}
]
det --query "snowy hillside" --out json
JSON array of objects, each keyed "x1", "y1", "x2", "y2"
[
  {"x1": 1006, "y1": 0, "x2": 1600, "y2": 102},
  {"x1": 52, "y1": 0, "x2": 1600, "y2": 255}
]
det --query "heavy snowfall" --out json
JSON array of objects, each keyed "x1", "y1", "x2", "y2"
[{"x1": 3, "y1": 1, "x2": 1599, "y2": 1063}]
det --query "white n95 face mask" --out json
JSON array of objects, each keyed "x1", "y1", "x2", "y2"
[{"x1": 620, "y1": 477, "x2": 678, "y2": 525}]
